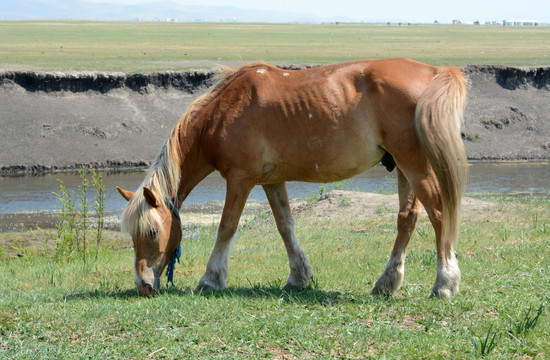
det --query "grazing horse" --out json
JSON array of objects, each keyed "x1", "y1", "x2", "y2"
[{"x1": 117, "y1": 58, "x2": 468, "y2": 299}]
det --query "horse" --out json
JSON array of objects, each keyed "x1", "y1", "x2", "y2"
[{"x1": 117, "y1": 58, "x2": 468, "y2": 299}]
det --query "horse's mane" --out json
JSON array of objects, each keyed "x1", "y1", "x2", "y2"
[{"x1": 121, "y1": 66, "x2": 240, "y2": 238}]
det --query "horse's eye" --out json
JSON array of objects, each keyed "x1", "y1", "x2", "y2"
[{"x1": 148, "y1": 229, "x2": 159, "y2": 239}]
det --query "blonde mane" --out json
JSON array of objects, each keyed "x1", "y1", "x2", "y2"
[{"x1": 121, "y1": 66, "x2": 238, "y2": 239}]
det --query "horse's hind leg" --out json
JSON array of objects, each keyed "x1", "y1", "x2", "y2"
[
  {"x1": 397, "y1": 164, "x2": 461, "y2": 299},
  {"x1": 263, "y1": 183, "x2": 312, "y2": 291},
  {"x1": 197, "y1": 173, "x2": 255, "y2": 291},
  {"x1": 372, "y1": 169, "x2": 422, "y2": 296}
]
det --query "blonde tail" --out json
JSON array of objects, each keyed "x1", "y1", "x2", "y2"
[{"x1": 415, "y1": 67, "x2": 468, "y2": 247}]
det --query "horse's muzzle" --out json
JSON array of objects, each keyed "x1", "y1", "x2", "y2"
[
  {"x1": 134, "y1": 262, "x2": 160, "y2": 296},
  {"x1": 137, "y1": 280, "x2": 157, "y2": 296}
]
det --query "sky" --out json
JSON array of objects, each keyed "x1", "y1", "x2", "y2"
[{"x1": 82, "y1": 0, "x2": 550, "y2": 24}]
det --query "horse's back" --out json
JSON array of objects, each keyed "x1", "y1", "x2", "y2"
[{"x1": 203, "y1": 59, "x2": 439, "y2": 183}]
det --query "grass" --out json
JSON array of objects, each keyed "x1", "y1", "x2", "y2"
[
  {"x1": 1, "y1": 21, "x2": 550, "y2": 72},
  {"x1": 0, "y1": 193, "x2": 548, "y2": 358}
]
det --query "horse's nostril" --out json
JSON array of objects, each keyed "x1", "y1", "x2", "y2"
[{"x1": 138, "y1": 281, "x2": 156, "y2": 296}]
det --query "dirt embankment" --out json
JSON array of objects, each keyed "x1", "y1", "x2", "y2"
[
  {"x1": 0, "y1": 64, "x2": 548, "y2": 175},
  {"x1": 462, "y1": 65, "x2": 550, "y2": 161}
]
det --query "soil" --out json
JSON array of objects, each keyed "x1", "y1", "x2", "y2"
[{"x1": 0, "y1": 61, "x2": 548, "y2": 176}]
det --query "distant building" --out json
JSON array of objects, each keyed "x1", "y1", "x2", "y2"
[{"x1": 505, "y1": 19, "x2": 539, "y2": 26}]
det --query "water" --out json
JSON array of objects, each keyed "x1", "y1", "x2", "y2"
[{"x1": 0, "y1": 162, "x2": 548, "y2": 230}]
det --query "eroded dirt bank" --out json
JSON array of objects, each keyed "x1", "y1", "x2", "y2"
[{"x1": 1, "y1": 64, "x2": 548, "y2": 175}]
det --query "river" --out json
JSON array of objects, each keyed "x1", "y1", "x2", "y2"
[{"x1": 0, "y1": 162, "x2": 548, "y2": 232}]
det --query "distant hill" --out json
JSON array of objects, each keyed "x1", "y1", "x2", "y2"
[{"x1": 1, "y1": 0, "x2": 355, "y2": 23}]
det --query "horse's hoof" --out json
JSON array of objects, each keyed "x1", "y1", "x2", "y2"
[
  {"x1": 370, "y1": 286, "x2": 392, "y2": 298},
  {"x1": 195, "y1": 282, "x2": 217, "y2": 293},
  {"x1": 282, "y1": 283, "x2": 305, "y2": 292},
  {"x1": 429, "y1": 288, "x2": 453, "y2": 300}
]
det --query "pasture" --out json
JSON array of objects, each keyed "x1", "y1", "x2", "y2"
[
  {"x1": 1, "y1": 21, "x2": 550, "y2": 72},
  {"x1": 0, "y1": 192, "x2": 548, "y2": 358},
  {"x1": 1, "y1": 20, "x2": 549, "y2": 359}
]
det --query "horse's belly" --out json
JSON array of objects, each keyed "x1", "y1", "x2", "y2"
[{"x1": 259, "y1": 142, "x2": 384, "y2": 184}]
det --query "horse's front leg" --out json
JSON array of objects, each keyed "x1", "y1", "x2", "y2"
[
  {"x1": 263, "y1": 183, "x2": 312, "y2": 291},
  {"x1": 196, "y1": 173, "x2": 255, "y2": 291}
]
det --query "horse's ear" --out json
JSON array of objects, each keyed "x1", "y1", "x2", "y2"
[
  {"x1": 116, "y1": 186, "x2": 134, "y2": 202},
  {"x1": 143, "y1": 186, "x2": 160, "y2": 208}
]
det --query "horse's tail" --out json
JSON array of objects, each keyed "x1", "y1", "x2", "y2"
[{"x1": 414, "y1": 67, "x2": 468, "y2": 247}]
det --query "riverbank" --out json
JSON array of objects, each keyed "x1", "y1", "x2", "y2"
[{"x1": 0, "y1": 63, "x2": 549, "y2": 175}]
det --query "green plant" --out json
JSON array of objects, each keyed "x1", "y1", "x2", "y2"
[
  {"x1": 331, "y1": 179, "x2": 353, "y2": 191},
  {"x1": 52, "y1": 178, "x2": 78, "y2": 261},
  {"x1": 339, "y1": 197, "x2": 351, "y2": 208},
  {"x1": 499, "y1": 227, "x2": 511, "y2": 241},
  {"x1": 49, "y1": 166, "x2": 105, "y2": 263},
  {"x1": 533, "y1": 213, "x2": 550, "y2": 234},
  {"x1": 462, "y1": 132, "x2": 482, "y2": 142},
  {"x1": 472, "y1": 324, "x2": 499, "y2": 357},
  {"x1": 91, "y1": 167, "x2": 105, "y2": 261},
  {"x1": 76, "y1": 166, "x2": 90, "y2": 263},
  {"x1": 508, "y1": 300, "x2": 545, "y2": 337}
]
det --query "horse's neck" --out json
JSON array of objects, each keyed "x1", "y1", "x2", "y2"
[{"x1": 173, "y1": 121, "x2": 215, "y2": 207}]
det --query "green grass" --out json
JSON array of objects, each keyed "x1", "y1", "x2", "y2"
[
  {"x1": 1, "y1": 193, "x2": 548, "y2": 358},
  {"x1": 1, "y1": 21, "x2": 550, "y2": 72}
]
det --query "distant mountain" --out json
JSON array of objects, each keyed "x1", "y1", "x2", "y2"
[{"x1": 1, "y1": 0, "x2": 356, "y2": 23}]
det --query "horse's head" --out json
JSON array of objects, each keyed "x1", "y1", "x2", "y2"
[{"x1": 117, "y1": 186, "x2": 182, "y2": 296}]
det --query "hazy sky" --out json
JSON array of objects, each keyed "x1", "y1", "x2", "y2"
[{"x1": 82, "y1": 0, "x2": 549, "y2": 23}]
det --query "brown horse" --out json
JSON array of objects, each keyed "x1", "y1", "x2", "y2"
[{"x1": 117, "y1": 58, "x2": 468, "y2": 299}]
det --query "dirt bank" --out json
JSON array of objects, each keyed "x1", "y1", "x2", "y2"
[{"x1": 0, "y1": 63, "x2": 548, "y2": 175}]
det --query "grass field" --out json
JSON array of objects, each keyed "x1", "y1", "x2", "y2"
[
  {"x1": 1, "y1": 21, "x2": 550, "y2": 72},
  {"x1": 1, "y1": 192, "x2": 548, "y2": 359}
]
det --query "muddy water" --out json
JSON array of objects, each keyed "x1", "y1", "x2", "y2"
[{"x1": 0, "y1": 162, "x2": 548, "y2": 232}]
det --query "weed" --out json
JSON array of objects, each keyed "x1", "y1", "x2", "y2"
[
  {"x1": 462, "y1": 132, "x2": 482, "y2": 142},
  {"x1": 499, "y1": 227, "x2": 511, "y2": 242},
  {"x1": 339, "y1": 197, "x2": 351, "y2": 208},
  {"x1": 76, "y1": 166, "x2": 90, "y2": 263},
  {"x1": 508, "y1": 300, "x2": 545, "y2": 337},
  {"x1": 91, "y1": 167, "x2": 105, "y2": 261},
  {"x1": 533, "y1": 213, "x2": 550, "y2": 234},
  {"x1": 375, "y1": 204, "x2": 389, "y2": 215},
  {"x1": 419, "y1": 316, "x2": 436, "y2": 332},
  {"x1": 375, "y1": 174, "x2": 397, "y2": 195},
  {"x1": 52, "y1": 179, "x2": 78, "y2": 261},
  {"x1": 481, "y1": 118, "x2": 506, "y2": 130},
  {"x1": 307, "y1": 180, "x2": 353, "y2": 204},
  {"x1": 47, "y1": 166, "x2": 106, "y2": 263},
  {"x1": 331, "y1": 179, "x2": 353, "y2": 191},
  {"x1": 472, "y1": 323, "x2": 499, "y2": 357}
]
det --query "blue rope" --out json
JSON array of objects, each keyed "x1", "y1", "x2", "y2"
[
  {"x1": 165, "y1": 243, "x2": 181, "y2": 287},
  {"x1": 163, "y1": 195, "x2": 182, "y2": 287}
]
